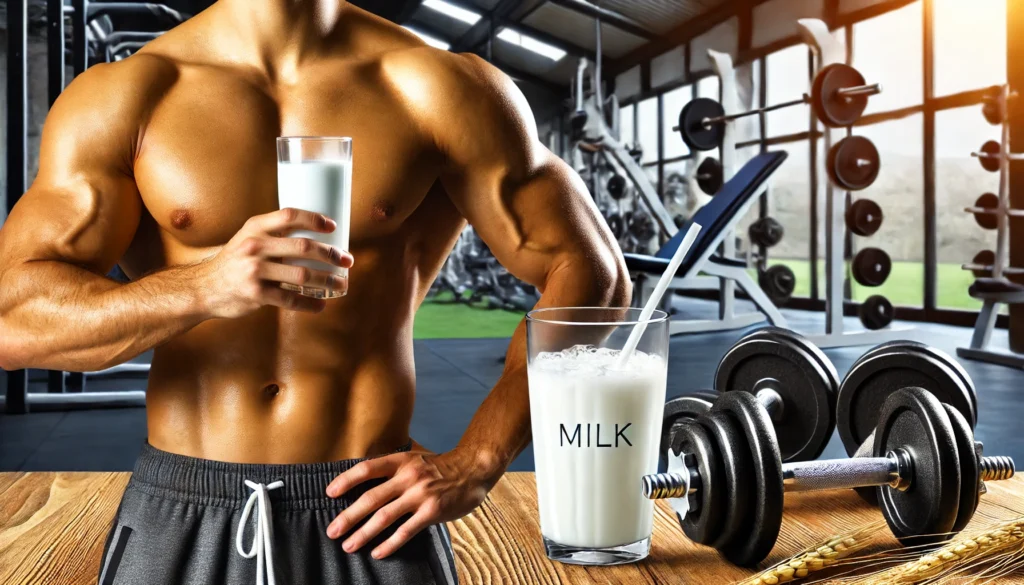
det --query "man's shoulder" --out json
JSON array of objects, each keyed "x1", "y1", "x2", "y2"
[{"x1": 57, "y1": 53, "x2": 180, "y2": 116}]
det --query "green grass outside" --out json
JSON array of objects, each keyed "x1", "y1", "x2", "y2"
[
  {"x1": 413, "y1": 292, "x2": 526, "y2": 339},
  {"x1": 765, "y1": 259, "x2": 982, "y2": 310},
  {"x1": 413, "y1": 262, "x2": 984, "y2": 340}
]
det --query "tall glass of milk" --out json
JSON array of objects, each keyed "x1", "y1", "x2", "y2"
[
  {"x1": 526, "y1": 307, "x2": 669, "y2": 565},
  {"x1": 276, "y1": 136, "x2": 353, "y2": 298}
]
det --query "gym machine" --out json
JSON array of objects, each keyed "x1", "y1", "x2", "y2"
[
  {"x1": 957, "y1": 84, "x2": 1024, "y2": 368},
  {"x1": 650, "y1": 330, "x2": 1013, "y2": 566},
  {"x1": 3, "y1": 0, "x2": 187, "y2": 413}
]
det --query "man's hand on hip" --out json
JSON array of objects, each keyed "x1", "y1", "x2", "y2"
[{"x1": 324, "y1": 448, "x2": 495, "y2": 559}]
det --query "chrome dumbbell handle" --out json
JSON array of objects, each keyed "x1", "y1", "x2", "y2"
[{"x1": 643, "y1": 449, "x2": 1013, "y2": 500}]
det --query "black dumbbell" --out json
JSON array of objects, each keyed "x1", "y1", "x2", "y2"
[
  {"x1": 661, "y1": 328, "x2": 839, "y2": 470},
  {"x1": 837, "y1": 340, "x2": 978, "y2": 503},
  {"x1": 645, "y1": 387, "x2": 1014, "y2": 566}
]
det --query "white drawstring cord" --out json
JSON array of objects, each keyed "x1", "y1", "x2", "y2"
[{"x1": 236, "y1": 480, "x2": 285, "y2": 585}]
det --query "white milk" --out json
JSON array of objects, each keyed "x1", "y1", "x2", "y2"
[
  {"x1": 276, "y1": 160, "x2": 352, "y2": 274},
  {"x1": 528, "y1": 346, "x2": 667, "y2": 549}
]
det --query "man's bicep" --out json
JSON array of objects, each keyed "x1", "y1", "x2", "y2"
[
  {"x1": 0, "y1": 69, "x2": 143, "y2": 273},
  {"x1": 453, "y1": 156, "x2": 621, "y2": 292}
]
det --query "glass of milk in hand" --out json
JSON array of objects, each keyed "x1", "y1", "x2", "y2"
[
  {"x1": 276, "y1": 136, "x2": 353, "y2": 299},
  {"x1": 526, "y1": 307, "x2": 669, "y2": 566}
]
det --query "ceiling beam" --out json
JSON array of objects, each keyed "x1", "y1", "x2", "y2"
[
  {"x1": 406, "y1": 14, "x2": 565, "y2": 95},
  {"x1": 607, "y1": 2, "x2": 737, "y2": 77},
  {"x1": 432, "y1": 0, "x2": 600, "y2": 62},
  {"x1": 545, "y1": 0, "x2": 653, "y2": 40},
  {"x1": 450, "y1": 0, "x2": 523, "y2": 53}
]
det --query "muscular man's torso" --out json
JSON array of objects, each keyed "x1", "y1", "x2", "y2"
[{"x1": 120, "y1": 6, "x2": 471, "y2": 462}]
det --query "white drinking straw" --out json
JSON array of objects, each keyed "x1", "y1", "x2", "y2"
[{"x1": 616, "y1": 222, "x2": 703, "y2": 368}]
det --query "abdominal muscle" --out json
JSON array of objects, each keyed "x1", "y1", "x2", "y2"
[{"x1": 143, "y1": 308, "x2": 417, "y2": 464}]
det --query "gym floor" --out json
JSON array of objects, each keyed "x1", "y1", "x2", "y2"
[{"x1": 3, "y1": 298, "x2": 1022, "y2": 473}]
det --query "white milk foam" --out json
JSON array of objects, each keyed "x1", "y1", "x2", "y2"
[
  {"x1": 277, "y1": 160, "x2": 352, "y2": 274},
  {"x1": 528, "y1": 346, "x2": 667, "y2": 548}
]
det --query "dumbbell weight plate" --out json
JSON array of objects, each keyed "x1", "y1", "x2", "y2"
[
  {"x1": 678, "y1": 98, "x2": 726, "y2": 152},
  {"x1": 701, "y1": 411, "x2": 754, "y2": 550},
  {"x1": 854, "y1": 341, "x2": 978, "y2": 427},
  {"x1": 982, "y1": 100, "x2": 1003, "y2": 126},
  {"x1": 874, "y1": 387, "x2": 961, "y2": 547},
  {"x1": 846, "y1": 199, "x2": 883, "y2": 237},
  {"x1": 972, "y1": 250, "x2": 995, "y2": 278},
  {"x1": 660, "y1": 391, "x2": 718, "y2": 471},
  {"x1": 628, "y1": 212, "x2": 658, "y2": 241},
  {"x1": 715, "y1": 329, "x2": 837, "y2": 462},
  {"x1": 827, "y1": 136, "x2": 881, "y2": 191},
  {"x1": 697, "y1": 157, "x2": 724, "y2": 195},
  {"x1": 859, "y1": 294, "x2": 894, "y2": 330},
  {"x1": 979, "y1": 141, "x2": 1001, "y2": 173},
  {"x1": 607, "y1": 175, "x2": 628, "y2": 200},
  {"x1": 744, "y1": 327, "x2": 842, "y2": 402},
  {"x1": 759, "y1": 265, "x2": 796, "y2": 307},
  {"x1": 851, "y1": 247, "x2": 892, "y2": 287},
  {"x1": 607, "y1": 213, "x2": 625, "y2": 239},
  {"x1": 945, "y1": 405, "x2": 980, "y2": 533},
  {"x1": 974, "y1": 193, "x2": 999, "y2": 230},
  {"x1": 748, "y1": 217, "x2": 785, "y2": 248},
  {"x1": 673, "y1": 421, "x2": 726, "y2": 546},
  {"x1": 812, "y1": 64, "x2": 869, "y2": 128},
  {"x1": 837, "y1": 341, "x2": 977, "y2": 457},
  {"x1": 712, "y1": 392, "x2": 784, "y2": 567}
]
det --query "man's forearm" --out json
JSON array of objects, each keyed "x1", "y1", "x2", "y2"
[
  {"x1": 454, "y1": 258, "x2": 631, "y2": 482},
  {"x1": 0, "y1": 260, "x2": 207, "y2": 371}
]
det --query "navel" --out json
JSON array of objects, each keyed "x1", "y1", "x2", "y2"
[
  {"x1": 170, "y1": 209, "x2": 193, "y2": 230},
  {"x1": 262, "y1": 383, "x2": 281, "y2": 399}
]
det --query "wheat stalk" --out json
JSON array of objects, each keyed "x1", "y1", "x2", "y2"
[
  {"x1": 828, "y1": 517, "x2": 1024, "y2": 584},
  {"x1": 735, "y1": 521, "x2": 886, "y2": 585}
]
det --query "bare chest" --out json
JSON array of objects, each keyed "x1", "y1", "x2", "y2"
[{"x1": 132, "y1": 68, "x2": 438, "y2": 252}]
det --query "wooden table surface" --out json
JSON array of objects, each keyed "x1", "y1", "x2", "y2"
[{"x1": 2, "y1": 472, "x2": 1023, "y2": 584}]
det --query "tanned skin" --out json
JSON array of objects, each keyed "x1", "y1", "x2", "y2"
[{"x1": 0, "y1": 0, "x2": 629, "y2": 559}]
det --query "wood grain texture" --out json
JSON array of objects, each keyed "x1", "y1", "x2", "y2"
[{"x1": 1, "y1": 472, "x2": 1023, "y2": 584}]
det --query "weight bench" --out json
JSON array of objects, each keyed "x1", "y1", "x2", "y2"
[{"x1": 624, "y1": 151, "x2": 789, "y2": 335}]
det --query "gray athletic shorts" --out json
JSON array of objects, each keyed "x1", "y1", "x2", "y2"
[{"x1": 97, "y1": 443, "x2": 458, "y2": 585}]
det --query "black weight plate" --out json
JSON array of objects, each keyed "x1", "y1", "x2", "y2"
[
  {"x1": 827, "y1": 136, "x2": 881, "y2": 191},
  {"x1": 607, "y1": 175, "x2": 627, "y2": 200},
  {"x1": 851, "y1": 247, "x2": 892, "y2": 287},
  {"x1": 678, "y1": 98, "x2": 726, "y2": 152},
  {"x1": 859, "y1": 295, "x2": 894, "y2": 331},
  {"x1": 628, "y1": 212, "x2": 658, "y2": 241},
  {"x1": 972, "y1": 250, "x2": 995, "y2": 278},
  {"x1": 874, "y1": 387, "x2": 960, "y2": 547},
  {"x1": 713, "y1": 393, "x2": 784, "y2": 566},
  {"x1": 974, "y1": 193, "x2": 999, "y2": 230},
  {"x1": 607, "y1": 214, "x2": 625, "y2": 239},
  {"x1": 979, "y1": 140, "x2": 1001, "y2": 173},
  {"x1": 749, "y1": 217, "x2": 785, "y2": 248},
  {"x1": 701, "y1": 411, "x2": 753, "y2": 550},
  {"x1": 812, "y1": 63, "x2": 869, "y2": 128},
  {"x1": 675, "y1": 421, "x2": 726, "y2": 546},
  {"x1": 846, "y1": 199, "x2": 883, "y2": 237},
  {"x1": 716, "y1": 328, "x2": 837, "y2": 462},
  {"x1": 743, "y1": 327, "x2": 841, "y2": 399},
  {"x1": 661, "y1": 391, "x2": 719, "y2": 471},
  {"x1": 838, "y1": 342, "x2": 976, "y2": 457},
  {"x1": 945, "y1": 405, "x2": 980, "y2": 534},
  {"x1": 847, "y1": 341, "x2": 977, "y2": 428},
  {"x1": 697, "y1": 157, "x2": 724, "y2": 195},
  {"x1": 759, "y1": 265, "x2": 796, "y2": 306}
]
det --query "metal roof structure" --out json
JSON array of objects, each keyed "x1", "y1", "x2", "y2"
[{"x1": 402, "y1": 0, "x2": 733, "y2": 94}]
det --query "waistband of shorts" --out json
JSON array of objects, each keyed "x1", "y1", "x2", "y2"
[{"x1": 128, "y1": 442, "x2": 411, "y2": 510}]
